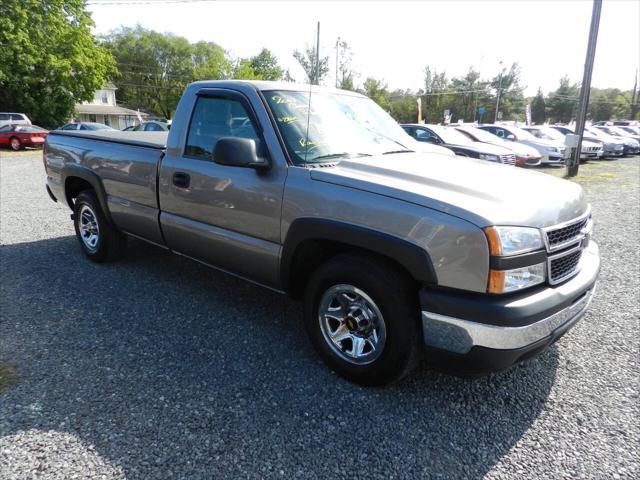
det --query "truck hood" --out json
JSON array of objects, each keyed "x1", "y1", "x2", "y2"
[{"x1": 310, "y1": 153, "x2": 587, "y2": 228}]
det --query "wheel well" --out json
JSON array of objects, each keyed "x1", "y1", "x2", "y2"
[
  {"x1": 65, "y1": 176, "x2": 93, "y2": 207},
  {"x1": 287, "y1": 239, "x2": 417, "y2": 299}
]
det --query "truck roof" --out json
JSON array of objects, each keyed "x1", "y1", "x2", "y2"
[{"x1": 188, "y1": 80, "x2": 365, "y2": 97}]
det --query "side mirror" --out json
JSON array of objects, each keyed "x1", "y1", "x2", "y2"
[
  {"x1": 213, "y1": 137, "x2": 269, "y2": 170},
  {"x1": 506, "y1": 134, "x2": 516, "y2": 141}
]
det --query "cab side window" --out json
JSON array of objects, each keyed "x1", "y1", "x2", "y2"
[
  {"x1": 185, "y1": 96, "x2": 259, "y2": 159},
  {"x1": 414, "y1": 128, "x2": 436, "y2": 141}
]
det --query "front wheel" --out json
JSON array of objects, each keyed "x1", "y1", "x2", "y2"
[
  {"x1": 10, "y1": 137, "x2": 21, "y2": 151},
  {"x1": 304, "y1": 253, "x2": 422, "y2": 386}
]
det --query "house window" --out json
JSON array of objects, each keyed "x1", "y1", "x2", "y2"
[
  {"x1": 89, "y1": 114, "x2": 97, "y2": 123},
  {"x1": 104, "y1": 116, "x2": 110, "y2": 126},
  {"x1": 102, "y1": 92, "x2": 109, "y2": 104}
]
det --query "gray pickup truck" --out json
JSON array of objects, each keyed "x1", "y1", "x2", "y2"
[{"x1": 44, "y1": 81, "x2": 600, "y2": 386}]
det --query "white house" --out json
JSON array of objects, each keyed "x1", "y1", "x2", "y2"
[{"x1": 74, "y1": 83, "x2": 147, "y2": 129}]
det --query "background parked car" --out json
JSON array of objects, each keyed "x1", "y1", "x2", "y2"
[
  {"x1": 0, "y1": 113, "x2": 31, "y2": 128},
  {"x1": 58, "y1": 122, "x2": 115, "y2": 131},
  {"x1": 0, "y1": 124, "x2": 48, "y2": 150},
  {"x1": 522, "y1": 125, "x2": 603, "y2": 160},
  {"x1": 401, "y1": 124, "x2": 517, "y2": 165},
  {"x1": 132, "y1": 121, "x2": 170, "y2": 131},
  {"x1": 452, "y1": 124, "x2": 542, "y2": 167},
  {"x1": 592, "y1": 126, "x2": 640, "y2": 155},
  {"x1": 594, "y1": 125, "x2": 640, "y2": 144},
  {"x1": 581, "y1": 126, "x2": 626, "y2": 157},
  {"x1": 479, "y1": 124, "x2": 566, "y2": 164}
]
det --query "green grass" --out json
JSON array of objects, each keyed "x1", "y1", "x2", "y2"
[
  {"x1": 537, "y1": 158, "x2": 635, "y2": 186},
  {"x1": 0, "y1": 364, "x2": 19, "y2": 393}
]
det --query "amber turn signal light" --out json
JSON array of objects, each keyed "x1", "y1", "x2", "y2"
[
  {"x1": 484, "y1": 227, "x2": 502, "y2": 256},
  {"x1": 487, "y1": 270, "x2": 505, "y2": 294}
]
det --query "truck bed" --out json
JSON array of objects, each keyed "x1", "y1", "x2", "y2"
[{"x1": 50, "y1": 130, "x2": 168, "y2": 149}]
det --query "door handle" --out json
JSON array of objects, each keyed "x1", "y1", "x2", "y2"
[{"x1": 172, "y1": 172, "x2": 190, "y2": 188}]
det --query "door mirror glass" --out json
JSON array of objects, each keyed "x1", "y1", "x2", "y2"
[
  {"x1": 213, "y1": 137, "x2": 269, "y2": 169},
  {"x1": 506, "y1": 134, "x2": 516, "y2": 141}
]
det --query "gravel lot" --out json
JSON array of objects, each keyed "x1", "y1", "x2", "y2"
[{"x1": 1, "y1": 150, "x2": 638, "y2": 479}]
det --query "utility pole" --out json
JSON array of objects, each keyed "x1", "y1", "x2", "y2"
[
  {"x1": 494, "y1": 60, "x2": 504, "y2": 123},
  {"x1": 335, "y1": 36, "x2": 340, "y2": 88},
  {"x1": 315, "y1": 21, "x2": 321, "y2": 85},
  {"x1": 632, "y1": 69, "x2": 638, "y2": 115},
  {"x1": 568, "y1": 0, "x2": 602, "y2": 177}
]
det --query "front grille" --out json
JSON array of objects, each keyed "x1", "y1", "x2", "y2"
[
  {"x1": 500, "y1": 154, "x2": 516, "y2": 166},
  {"x1": 549, "y1": 248, "x2": 583, "y2": 284},
  {"x1": 545, "y1": 216, "x2": 589, "y2": 250}
]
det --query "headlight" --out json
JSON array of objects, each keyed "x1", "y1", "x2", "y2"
[
  {"x1": 484, "y1": 226, "x2": 544, "y2": 256},
  {"x1": 548, "y1": 146, "x2": 559, "y2": 153},
  {"x1": 488, "y1": 263, "x2": 546, "y2": 293},
  {"x1": 479, "y1": 154, "x2": 500, "y2": 162}
]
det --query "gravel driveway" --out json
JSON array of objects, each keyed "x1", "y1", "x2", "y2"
[{"x1": 1, "y1": 150, "x2": 638, "y2": 479}]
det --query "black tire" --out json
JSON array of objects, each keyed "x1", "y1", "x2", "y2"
[
  {"x1": 303, "y1": 252, "x2": 422, "y2": 386},
  {"x1": 9, "y1": 137, "x2": 21, "y2": 151},
  {"x1": 73, "y1": 190, "x2": 126, "y2": 263}
]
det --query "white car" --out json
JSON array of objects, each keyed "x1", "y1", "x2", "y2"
[
  {"x1": 584, "y1": 127, "x2": 627, "y2": 157},
  {"x1": 0, "y1": 113, "x2": 31, "y2": 128},
  {"x1": 453, "y1": 124, "x2": 542, "y2": 166},
  {"x1": 523, "y1": 125, "x2": 603, "y2": 160},
  {"x1": 479, "y1": 124, "x2": 566, "y2": 164}
]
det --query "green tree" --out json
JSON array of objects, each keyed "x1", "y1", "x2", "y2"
[
  {"x1": 362, "y1": 78, "x2": 389, "y2": 110},
  {"x1": 249, "y1": 48, "x2": 283, "y2": 81},
  {"x1": 233, "y1": 59, "x2": 261, "y2": 80},
  {"x1": 422, "y1": 67, "x2": 449, "y2": 123},
  {"x1": 293, "y1": 46, "x2": 329, "y2": 85},
  {"x1": 489, "y1": 62, "x2": 526, "y2": 122},
  {"x1": 531, "y1": 87, "x2": 546, "y2": 124},
  {"x1": 0, "y1": 0, "x2": 115, "y2": 129},
  {"x1": 336, "y1": 40, "x2": 357, "y2": 91},
  {"x1": 388, "y1": 90, "x2": 419, "y2": 123},
  {"x1": 103, "y1": 26, "x2": 232, "y2": 119},
  {"x1": 546, "y1": 76, "x2": 579, "y2": 123}
]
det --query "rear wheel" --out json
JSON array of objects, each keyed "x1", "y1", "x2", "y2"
[
  {"x1": 9, "y1": 137, "x2": 21, "y2": 151},
  {"x1": 304, "y1": 252, "x2": 422, "y2": 386},
  {"x1": 73, "y1": 190, "x2": 126, "y2": 262}
]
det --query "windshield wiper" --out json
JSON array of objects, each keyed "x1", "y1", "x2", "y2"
[
  {"x1": 308, "y1": 152, "x2": 372, "y2": 162},
  {"x1": 360, "y1": 124, "x2": 413, "y2": 152},
  {"x1": 383, "y1": 149, "x2": 415, "y2": 155}
]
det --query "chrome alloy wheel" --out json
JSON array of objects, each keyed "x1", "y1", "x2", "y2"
[
  {"x1": 318, "y1": 284, "x2": 387, "y2": 365},
  {"x1": 79, "y1": 204, "x2": 100, "y2": 251}
]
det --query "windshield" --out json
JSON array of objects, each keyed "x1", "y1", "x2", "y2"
[
  {"x1": 619, "y1": 126, "x2": 639, "y2": 135},
  {"x1": 429, "y1": 125, "x2": 472, "y2": 144},
  {"x1": 531, "y1": 127, "x2": 565, "y2": 141},
  {"x1": 608, "y1": 126, "x2": 634, "y2": 137},
  {"x1": 586, "y1": 127, "x2": 610, "y2": 139},
  {"x1": 86, "y1": 123, "x2": 113, "y2": 131},
  {"x1": 457, "y1": 126, "x2": 501, "y2": 143},
  {"x1": 15, "y1": 125, "x2": 47, "y2": 133},
  {"x1": 264, "y1": 90, "x2": 413, "y2": 165}
]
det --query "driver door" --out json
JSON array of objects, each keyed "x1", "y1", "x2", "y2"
[{"x1": 158, "y1": 89, "x2": 286, "y2": 289}]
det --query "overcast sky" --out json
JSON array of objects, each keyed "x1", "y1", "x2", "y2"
[{"x1": 88, "y1": 0, "x2": 640, "y2": 96}]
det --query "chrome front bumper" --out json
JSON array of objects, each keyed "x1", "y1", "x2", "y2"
[
  {"x1": 421, "y1": 241, "x2": 599, "y2": 356},
  {"x1": 422, "y1": 284, "x2": 595, "y2": 354}
]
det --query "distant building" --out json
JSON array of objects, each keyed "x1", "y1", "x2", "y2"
[{"x1": 74, "y1": 83, "x2": 147, "y2": 129}]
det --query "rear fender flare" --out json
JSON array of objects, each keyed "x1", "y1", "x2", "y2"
[{"x1": 61, "y1": 164, "x2": 113, "y2": 224}]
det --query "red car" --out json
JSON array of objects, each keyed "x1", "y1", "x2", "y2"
[{"x1": 0, "y1": 124, "x2": 48, "y2": 150}]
